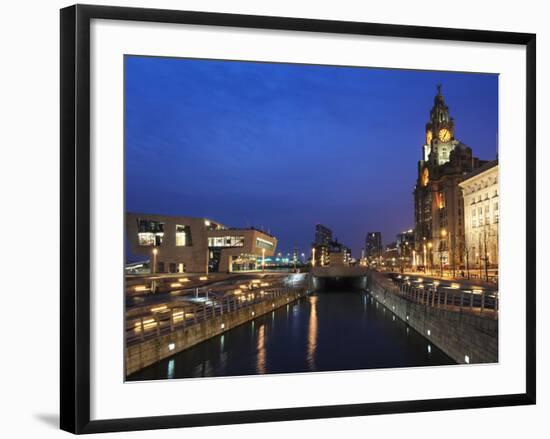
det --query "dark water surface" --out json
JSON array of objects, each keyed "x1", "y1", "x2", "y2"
[{"x1": 128, "y1": 291, "x2": 455, "y2": 381}]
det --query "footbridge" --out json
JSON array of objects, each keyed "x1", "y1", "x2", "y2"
[{"x1": 310, "y1": 266, "x2": 369, "y2": 291}]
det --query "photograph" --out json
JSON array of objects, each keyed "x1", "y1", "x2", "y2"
[{"x1": 123, "y1": 56, "x2": 499, "y2": 381}]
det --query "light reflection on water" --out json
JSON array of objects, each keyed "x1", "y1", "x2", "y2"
[
  {"x1": 256, "y1": 324, "x2": 266, "y2": 374},
  {"x1": 129, "y1": 291, "x2": 455, "y2": 381},
  {"x1": 167, "y1": 359, "x2": 174, "y2": 379},
  {"x1": 306, "y1": 295, "x2": 318, "y2": 371}
]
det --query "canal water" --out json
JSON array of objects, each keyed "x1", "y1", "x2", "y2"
[{"x1": 128, "y1": 291, "x2": 455, "y2": 381}]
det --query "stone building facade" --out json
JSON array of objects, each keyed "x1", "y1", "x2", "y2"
[
  {"x1": 413, "y1": 86, "x2": 487, "y2": 271},
  {"x1": 459, "y1": 161, "x2": 499, "y2": 269}
]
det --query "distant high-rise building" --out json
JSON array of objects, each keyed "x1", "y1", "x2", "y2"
[
  {"x1": 314, "y1": 224, "x2": 333, "y2": 246},
  {"x1": 292, "y1": 247, "x2": 299, "y2": 264},
  {"x1": 328, "y1": 238, "x2": 351, "y2": 266},
  {"x1": 365, "y1": 232, "x2": 382, "y2": 258},
  {"x1": 311, "y1": 224, "x2": 352, "y2": 267},
  {"x1": 396, "y1": 229, "x2": 415, "y2": 257}
]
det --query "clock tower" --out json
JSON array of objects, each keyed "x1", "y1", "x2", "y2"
[
  {"x1": 414, "y1": 84, "x2": 486, "y2": 272},
  {"x1": 423, "y1": 84, "x2": 457, "y2": 167}
]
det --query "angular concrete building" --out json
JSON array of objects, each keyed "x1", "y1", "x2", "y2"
[{"x1": 126, "y1": 213, "x2": 277, "y2": 274}]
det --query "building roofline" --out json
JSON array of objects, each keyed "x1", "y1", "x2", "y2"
[
  {"x1": 127, "y1": 212, "x2": 276, "y2": 238},
  {"x1": 459, "y1": 159, "x2": 499, "y2": 185}
]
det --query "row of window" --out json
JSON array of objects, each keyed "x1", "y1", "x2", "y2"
[
  {"x1": 470, "y1": 202, "x2": 499, "y2": 217},
  {"x1": 256, "y1": 237, "x2": 274, "y2": 250},
  {"x1": 470, "y1": 203, "x2": 499, "y2": 227},
  {"x1": 137, "y1": 219, "x2": 192, "y2": 247},
  {"x1": 208, "y1": 236, "x2": 245, "y2": 248},
  {"x1": 470, "y1": 190, "x2": 498, "y2": 203}
]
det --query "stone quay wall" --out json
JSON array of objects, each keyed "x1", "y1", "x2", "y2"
[
  {"x1": 368, "y1": 273, "x2": 498, "y2": 364},
  {"x1": 126, "y1": 288, "x2": 307, "y2": 377}
]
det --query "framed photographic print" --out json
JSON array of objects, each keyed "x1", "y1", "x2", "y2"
[{"x1": 60, "y1": 4, "x2": 536, "y2": 434}]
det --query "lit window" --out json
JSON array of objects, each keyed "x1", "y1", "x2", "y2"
[
  {"x1": 138, "y1": 232, "x2": 155, "y2": 246},
  {"x1": 136, "y1": 219, "x2": 164, "y2": 246},
  {"x1": 256, "y1": 237, "x2": 274, "y2": 250},
  {"x1": 208, "y1": 236, "x2": 244, "y2": 247},
  {"x1": 175, "y1": 225, "x2": 192, "y2": 246}
]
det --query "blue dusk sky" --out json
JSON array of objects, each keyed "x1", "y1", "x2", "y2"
[{"x1": 125, "y1": 56, "x2": 498, "y2": 258}]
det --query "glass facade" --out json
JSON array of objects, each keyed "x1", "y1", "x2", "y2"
[
  {"x1": 137, "y1": 219, "x2": 164, "y2": 246},
  {"x1": 208, "y1": 236, "x2": 244, "y2": 248},
  {"x1": 231, "y1": 254, "x2": 258, "y2": 272}
]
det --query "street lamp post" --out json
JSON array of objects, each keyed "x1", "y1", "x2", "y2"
[
  {"x1": 447, "y1": 231, "x2": 454, "y2": 278},
  {"x1": 464, "y1": 236, "x2": 470, "y2": 279},
  {"x1": 440, "y1": 229, "x2": 447, "y2": 277},
  {"x1": 422, "y1": 243, "x2": 426, "y2": 273},
  {"x1": 483, "y1": 227, "x2": 489, "y2": 282},
  {"x1": 152, "y1": 248, "x2": 158, "y2": 274},
  {"x1": 427, "y1": 242, "x2": 433, "y2": 275},
  {"x1": 311, "y1": 247, "x2": 316, "y2": 267}
]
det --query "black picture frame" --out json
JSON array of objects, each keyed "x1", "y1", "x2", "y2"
[{"x1": 60, "y1": 4, "x2": 536, "y2": 434}]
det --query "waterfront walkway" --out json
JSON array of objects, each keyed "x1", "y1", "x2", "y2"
[
  {"x1": 383, "y1": 273, "x2": 498, "y2": 319},
  {"x1": 126, "y1": 273, "x2": 308, "y2": 346}
]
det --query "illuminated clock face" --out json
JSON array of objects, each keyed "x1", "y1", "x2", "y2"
[
  {"x1": 426, "y1": 130, "x2": 433, "y2": 145},
  {"x1": 421, "y1": 168, "x2": 429, "y2": 186},
  {"x1": 438, "y1": 128, "x2": 451, "y2": 142}
]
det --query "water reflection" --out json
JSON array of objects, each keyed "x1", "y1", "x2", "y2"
[
  {"x1": 129, "y1": 291, "x2": 456, "y2": 381},
  {"x1": 167, "y1": 359, "x2": 174, "y2": 379},
  {"x1": 307, "y1": 295, "x2": 318, "y2": 370},
  {"x1": 256, "y1": 324, "x2": 266, "y2": 374}
]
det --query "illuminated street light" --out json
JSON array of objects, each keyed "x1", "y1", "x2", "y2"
[
  {"x1": 311, "y1": 247, "x2": 316, "y2": 267},
  {"x1": 152, "y1": 248, "x2": 158, "y2": 274},
  {"x1": 423, "y1": 243, "x2": 427, "y2": 272},
  {"x1": 427, "y1": 242, "x2": 433, "y2": 274},
  {"x1": 439, "y1": 229, "x2": 447, "y2": 277}
]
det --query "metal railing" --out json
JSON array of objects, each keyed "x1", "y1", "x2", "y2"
[
  {"x1": 126, "y1": 286, "x2": 306, "y2": 345},
  {"x1": 395, "y1": 281, "x2": 498, "y2": 318},
  {"x1": 370, "y1": 274, "x2": 498, "y2": 320}
]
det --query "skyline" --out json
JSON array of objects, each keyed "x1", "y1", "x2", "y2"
[{"x1": 125, "y1": 55, "x2": 498, "y2": 259}]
